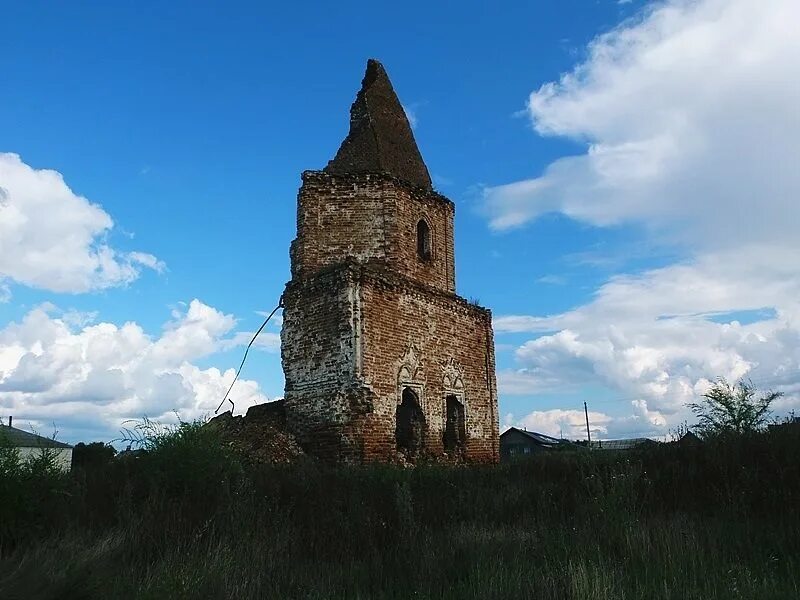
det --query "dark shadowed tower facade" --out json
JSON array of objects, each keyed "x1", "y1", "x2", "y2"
[{"x1": 281, "y1": 60, "x2": 499, "y2": 463}]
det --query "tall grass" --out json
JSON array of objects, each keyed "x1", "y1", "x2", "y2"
[{"x1": 0, "y1": 422, "x2": 798, "y2": 599}]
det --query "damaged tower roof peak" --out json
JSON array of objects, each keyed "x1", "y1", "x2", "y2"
[{"x1": 324, "y1": 59, "x2": 433, "y2": 191}]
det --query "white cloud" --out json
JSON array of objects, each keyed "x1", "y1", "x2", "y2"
[
  {"x1": 0, "y1": 300, "x2": 271, "y2": 442},
  {"x1": 486, "y1": 0, "x2": 800, "y2": 432},
  {"x1": 223, "y1": 331, "x2": 281, "y2": 353},
  {"x1": 497, "y1": 246, "x2": 800, "y2": 336},
  {"x1": 505, "y1": 401, "x2": 675, "y2": 442},
  {"x1": 505, "y1": 408, "x2": 611, "y2": 439},
  {"x1": 497, "y1": 245, "x2": 800, "y2": 428},
  {"x1": 127, "y1": 252, "x2": 166, "y2": 274},
  {"x1": 255, "y1": 308, "x2": 283, "y2": 329},
  {"x1": 536, "y1": 274, "x2": 567, "y2": 285},
  {"x1": 0, "y1": 153, "x2": 163, "y2": 295},
  {"x1": 483, "y1": 0, "x2": 800, "y2": 247}
]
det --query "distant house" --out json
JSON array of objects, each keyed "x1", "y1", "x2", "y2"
[
  {"x1": 500, "y1": 427, "x2": 573, "y2": 459},
  {"x1": 768, "y1": 416, "x2": 800, "y2": 434},
  {"x1": 675, "y1": 431, "x2": 703, "y2": 447},
  {"x1": 590, "y1": 438, "x2": 658, "y2": 451},
  {"x1": 0, "y1": 418, "x2": 73, "y2": 471}
]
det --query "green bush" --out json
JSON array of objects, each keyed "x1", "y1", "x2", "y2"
[
  {"x1": 0, "y1": 421, "x2": 798, "y2": 598},
  {"x1": 0, "y1": 433, "x2": 72, "y2": 550}
]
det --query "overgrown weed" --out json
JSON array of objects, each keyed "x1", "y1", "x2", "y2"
[{"x1": 0, "y1": 419, "x2": 798, "y2": 598}]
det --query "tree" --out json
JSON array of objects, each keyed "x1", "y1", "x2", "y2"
[
  {"x1": 0, "y1": 430, "x2": 21, "y2": 478},
  {"x1": 689, "y1": 378, "x2": 782, "y2": 437},
  {"x1": 72, "y1": 441, "x2": 116, "y2": 470}
]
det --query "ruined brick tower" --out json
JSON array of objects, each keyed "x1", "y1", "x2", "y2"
[{"x1": 281, "y1": 59, "x2": 499, "y2": 463}]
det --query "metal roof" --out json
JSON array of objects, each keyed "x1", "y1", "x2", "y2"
[
  {"x1": 590, "y1": 438, "x2": 656, "y2": 450},
  {"x1": 0, "y1": 424, "x2": 72, "y2": 449},
  {"x1": 501, "y1": 427, "x2": 570, "y2": 448}
]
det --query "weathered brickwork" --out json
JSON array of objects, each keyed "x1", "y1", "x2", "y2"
[
  {"x1": 282, "y1": 264, "x2": 374, "y2": 460},
  {"x1": 280, "y1": 59, "x2": 498, "y2": 464},
  {"x1": 356, "y1": 268, "x2": 498, "y2": 463},
  {"x1": 290, "y1": 171, "x2": 455, "y2": 293}
]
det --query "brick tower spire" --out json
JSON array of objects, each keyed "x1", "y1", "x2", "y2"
[
  {"x1": 281, "y1": 60, "x2": 499, "y2": 465},
  {"x1": 324, "y1": 59, "x2": 432, "y2": 190}
]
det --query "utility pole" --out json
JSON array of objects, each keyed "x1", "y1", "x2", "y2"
[{"x1": 584, "y1": 401, "x2": 592, "y2": 449}]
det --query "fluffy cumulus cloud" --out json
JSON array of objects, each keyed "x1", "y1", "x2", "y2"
[
  {"x1": 489, "y1": 0, "x2": 800, "y2": 436},
  {"x1": 504, "y1": 409, "x2": 611, "y2": 440},
  {"x1": 0, "y1": 300, "x2": 270, "y2": 441},
  {"x1": 0, "y1": 153, "x2": 164, "y2": 297},
  {"x1": 504, "y1": 403, "x2": 668, "y2": 440},
  {"x1": 483, "y1": 0, "x2": 800, "y2": 243},
  {"x1": 499, "y1": 246, "x2": 800, "y2": 412}
]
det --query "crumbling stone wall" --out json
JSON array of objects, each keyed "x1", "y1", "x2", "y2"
[
  {"x1": 282, "y1": 261, "x2": 498, "y2": 464},
  {"x1": 282, "y1": 264, "x2": 374, "y2": 460},
  {"x1": 356, "y1": 267, "x2": 498, "y2": 463},
  {"x1": 207, "y1": 400, "x2": 305, "y2": 464},
  {"x1": 290, "y1": 172, "x2": 455, "y2": 293}
]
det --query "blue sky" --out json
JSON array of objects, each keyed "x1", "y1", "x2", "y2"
[{"x1": 1, "y1": 0, "x2": 798, "y2": 444}]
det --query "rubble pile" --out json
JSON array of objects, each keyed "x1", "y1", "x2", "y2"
[{"x1": 206, "y1": 400, "x2": 305, "y2": 464}]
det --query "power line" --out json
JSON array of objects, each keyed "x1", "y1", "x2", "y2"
[{"x1": 215, "y1": 301, "x2": 282, "y2": 415}]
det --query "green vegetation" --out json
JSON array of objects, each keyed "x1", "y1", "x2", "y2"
[
  {"x1": 690, "y1": 378, "x2": 783, "y2": 437},
  {"x1": 0, "y1": 421, "x2": 798, "y2": 599},
  {"x1": 0, "y1": 430, "x2": 71, "y2": 547}
]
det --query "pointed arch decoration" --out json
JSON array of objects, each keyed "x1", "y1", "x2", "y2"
[
  {"x1": 442, "y1": 357, "x2": 465, "y2": 393},
  {"x1": 442, "y1": 357, "x2": 468, "y2": 450},
  {"x1": 397, "y1": 343, "x2": 425, "y2": 409}
]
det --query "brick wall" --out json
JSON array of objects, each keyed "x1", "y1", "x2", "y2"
[
  {"x1": 281, "y1": 265, "x2": 367, "y2": 460},
  {"x1": 356, "y1": 267, "x2": 499, "y2": 463},
  {"x1": 290, "y1": 171, "x2": 455, "y2": 293},
  {"x1": 281, "y1": 262, "x2": 499, "y2": 464},
  {"x1": 281, "y1": 171, "x2": 498, "y2": 464},
  {"x1": 279, "y1": 59, "x2": 499, "y2": 464},
  {"x1": 384, "y1": 180, "x2": 455, "y2": 294}
]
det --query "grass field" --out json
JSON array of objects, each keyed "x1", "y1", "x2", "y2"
[{"x1": 1, "y1": 422, "x2": 798, "y2": 599}]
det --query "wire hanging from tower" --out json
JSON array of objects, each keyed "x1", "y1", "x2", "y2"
[{"x1": 215, "y1": 299, "x2": 283, "y2": 415}]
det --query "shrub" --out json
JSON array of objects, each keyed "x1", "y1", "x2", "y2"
[
  {"x1": 0, "y1": 433, "x2": 72, "y2": 550},
  {"x1": 690, "y1": 378, "x2": 782, "y2": 438},
  {"x1": 1, "y1": 419, "x2": 798, "y2": 598}
]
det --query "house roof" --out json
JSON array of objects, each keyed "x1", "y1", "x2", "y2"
[
  {"x1": 769, "y1": 417, "x2": 800, "y2": 431},
  {"x1": 0, "y1": 424, "x2": 72, "y2": 449},
  {"x1": 676, "y1": 431, "x2": 702, "y2": 445},
  {"x1": 501, "y1": 427, "x2": 570, "y2": 448},
  {"x1": 590, "y1": 438, "x2": 657, "y2": 450}
]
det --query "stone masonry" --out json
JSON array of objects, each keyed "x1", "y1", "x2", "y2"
[{"x1": 281, "y1": 59, "x2": 499, "y2": 463}]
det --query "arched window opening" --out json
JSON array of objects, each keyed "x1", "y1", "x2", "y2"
[
  {"x1": 396, "y1": 387, "x2": 426, "y2": 454},
  {"x1": 416, "y1": 219, "x2": 432, "y2": 261},
  {"x1": 443, "y1": 395, "x2": 466, "y2": 452}
]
